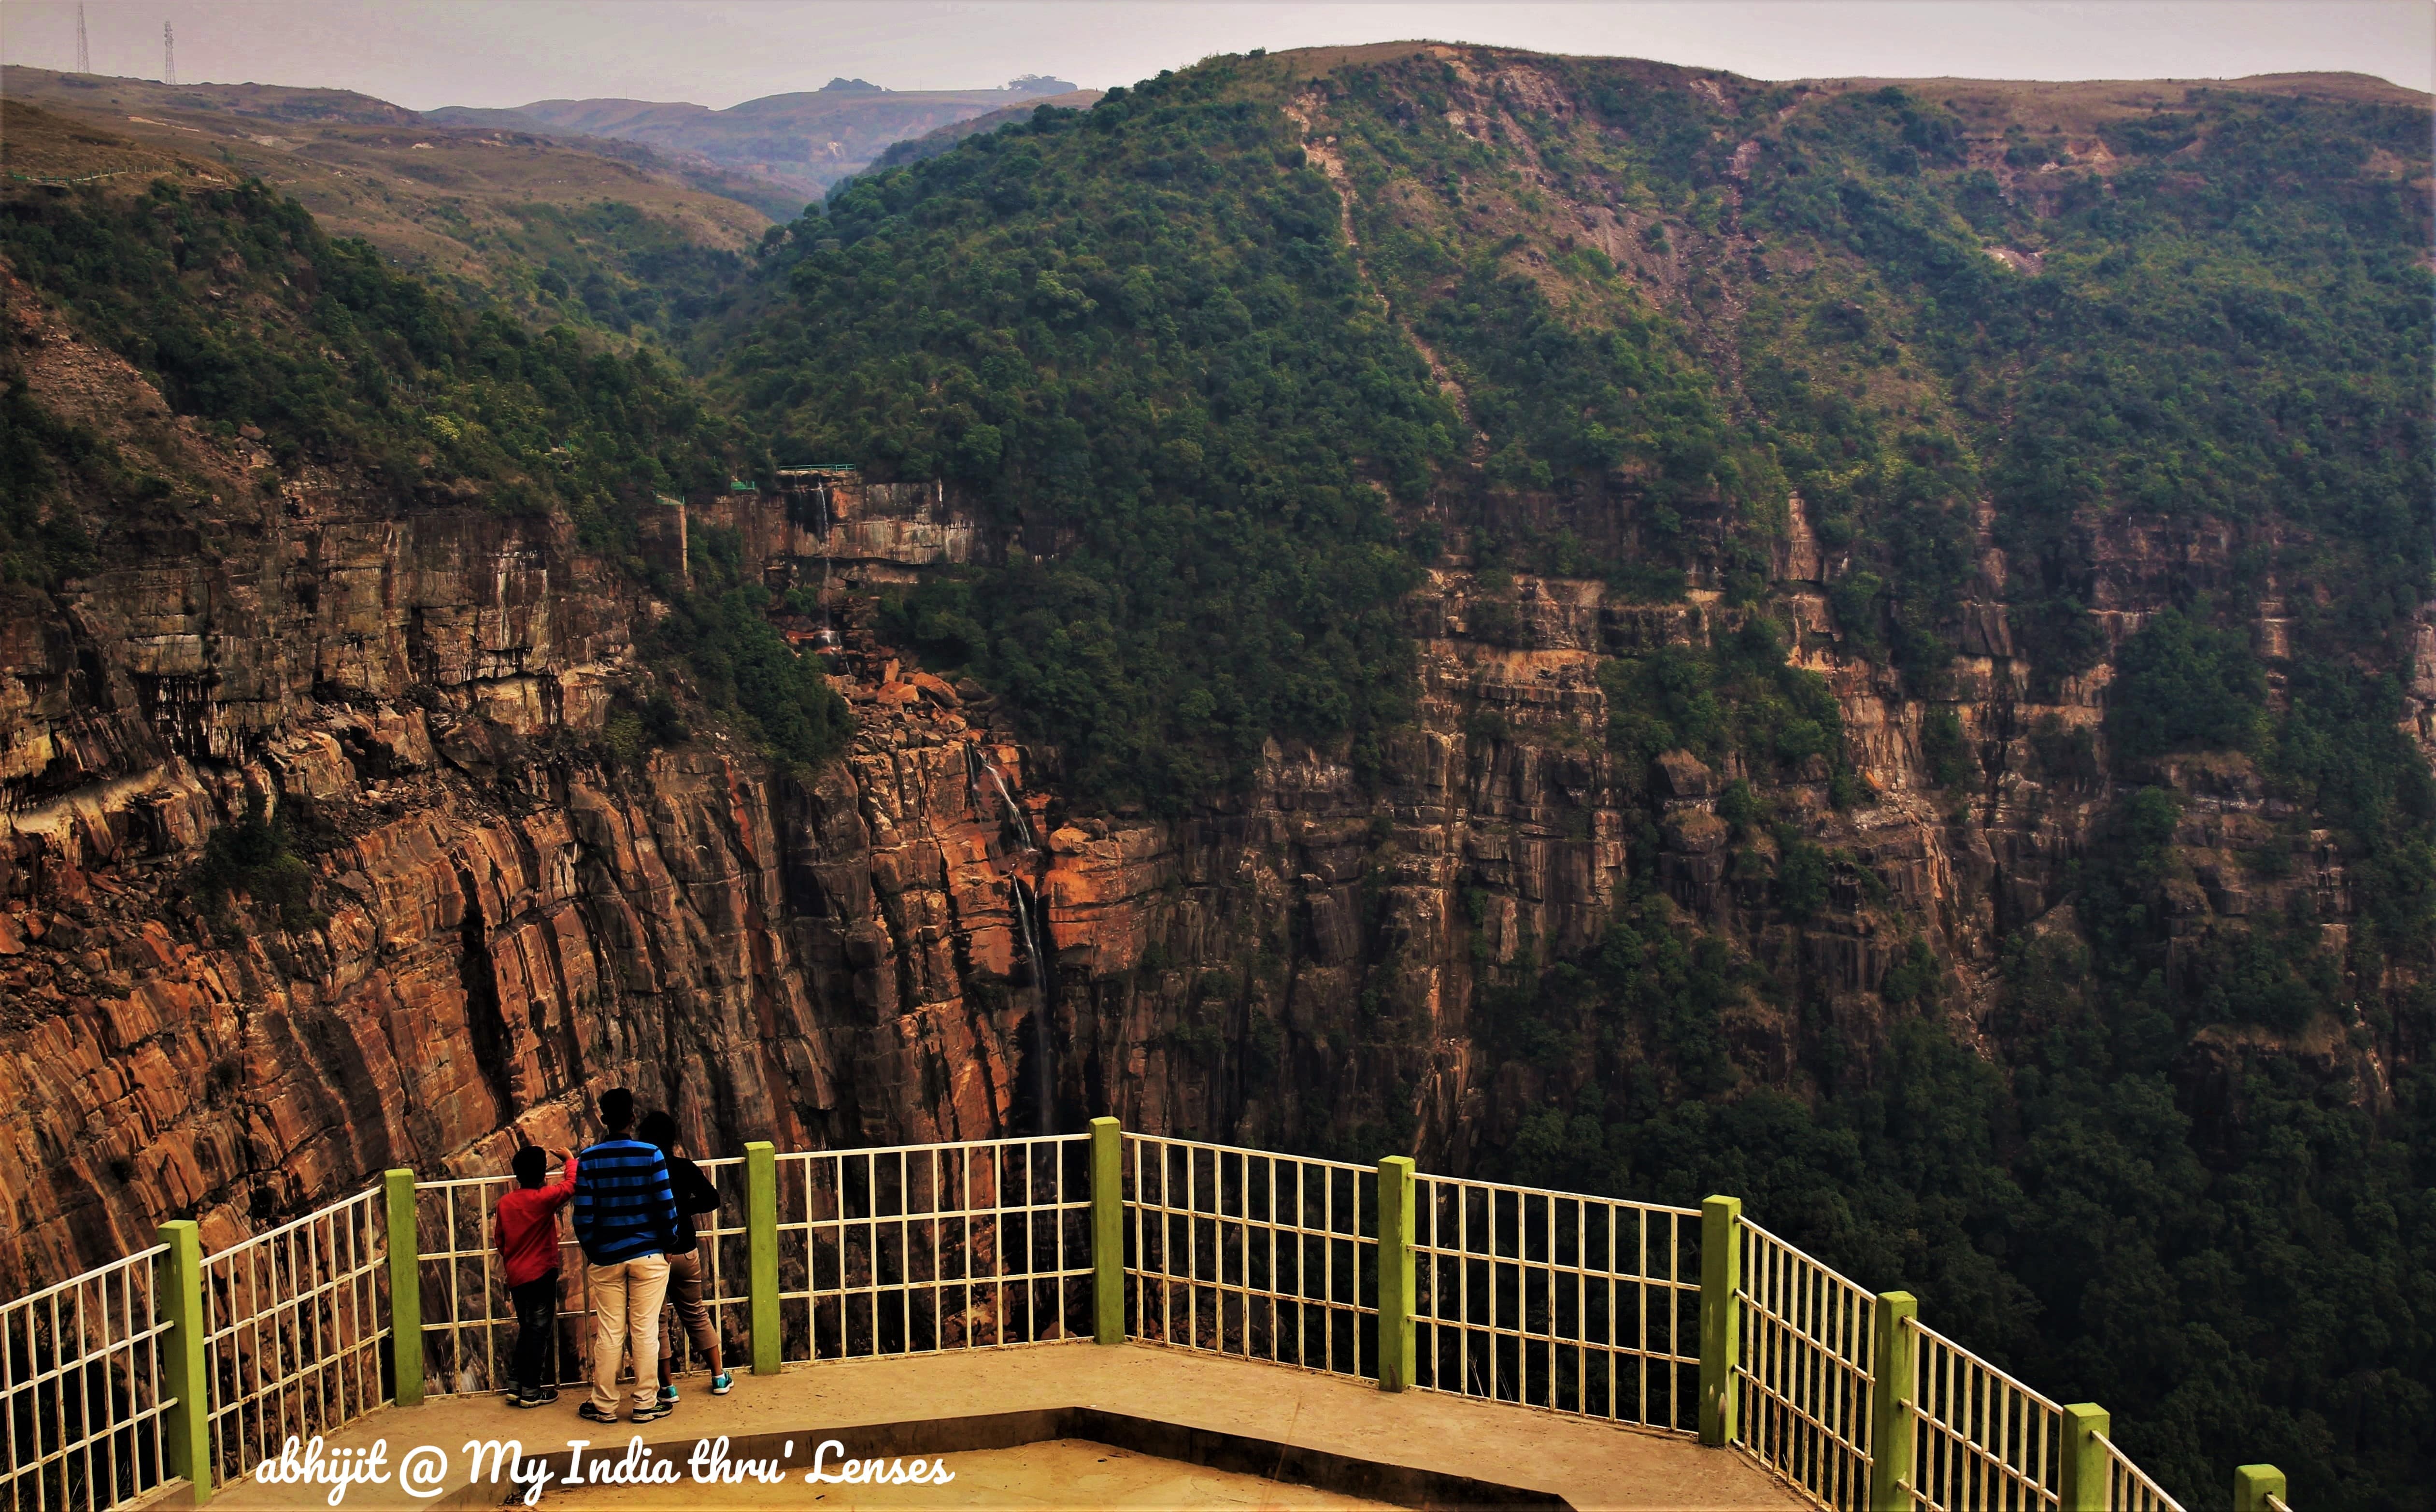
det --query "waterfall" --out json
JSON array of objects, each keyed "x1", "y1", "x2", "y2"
[
  {"x1": 986, "y1": 765, "x2": 1035, "y2": 852},
  {"x1": 813, "y1": 485, "x2": 839, "y2": 648},
  {"x1": 1010, "y1": 879, "x2": 1054, "y2": 1136}
]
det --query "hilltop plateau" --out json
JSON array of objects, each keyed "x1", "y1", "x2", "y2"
[{"x1": 0, "y1": 42, "x2": 2428, "y2": 1510}]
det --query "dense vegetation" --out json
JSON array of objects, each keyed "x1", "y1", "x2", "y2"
[
  {"x1": 0, "y1": 176, "x2": 735, "y2": 557},
  {"x1": 653, "y1": 525, "x2": 855, "y2": 769},
  {"x1": 718, "y1": 76, "x2": 1459, "y2": 805},
  {"x1": 1295, "y1": 57, "x2": 2432, "y2": 1507},
  {"x1": 0, "y1": 173, "x2": 853, "y2": 766},
  {"x1": 5, "y1": 48, "x2": 2428, "y2": 1508}
]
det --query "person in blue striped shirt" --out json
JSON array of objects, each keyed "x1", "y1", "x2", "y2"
[{"x1": 571, "y1": 1087, "x2": 684, "y2": 1423}]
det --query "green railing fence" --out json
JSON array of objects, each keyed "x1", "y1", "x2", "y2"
[{"x1": 0, "y1": 1119, "x2": 2292, "y2": 1512}]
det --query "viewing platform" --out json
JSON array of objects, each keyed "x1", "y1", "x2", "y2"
[
  {"x1": 216, "y1": 1344, "x2": 1802, "y2": 1509},
  {"x1": 4, "y1": 1123, "x2": 2295, "y2": 1512}
]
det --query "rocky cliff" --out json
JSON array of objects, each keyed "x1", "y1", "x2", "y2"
[{"x1": 8, "y1": 255, "x2": 2421, "y2": 1293}]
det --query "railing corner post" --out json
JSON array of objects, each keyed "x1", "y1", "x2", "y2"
[
  {"x1": 1697, "y1": 1193, "x2": 1742, "y2": 1447},
  {"x1": 2060, "y1": 1402, "x2": 2109, "y2": 1512},
  {"x1": 1375, "y1": 1155, "x2": 1417, "y2": 1391},
  {"x1": 2234, "y1": 1464, "x2": 2288, "y2": 1512},
  {"x1": 1868, "y1": 1291, "x2": 1919, "y2": 1512},
  {"x1": 382, "y1": 1168, "x2": 422, "y2": 1407},
  {"x1": 746, "y1": 1140, "x2": 781, "y2": 1375},
  {"x1": 155, "y1": 1219, "x2": 212, "y2": 1503},
  {"x1": 1090, "y1": 1117, "x2": 1124, "y2": 1345}
]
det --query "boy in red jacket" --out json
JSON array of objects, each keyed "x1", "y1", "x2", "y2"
[{"x1": 496, "y1": 1144, "x2": 576, "y2": 1407}]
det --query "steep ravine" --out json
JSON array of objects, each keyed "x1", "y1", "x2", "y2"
[{"x1": 5, "y1": 307, "x2": 2419, "y2": 1291}]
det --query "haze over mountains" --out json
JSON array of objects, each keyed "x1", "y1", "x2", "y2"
[{"x1": 427, "y1": 73, "x2": 1094, "y2": 204}]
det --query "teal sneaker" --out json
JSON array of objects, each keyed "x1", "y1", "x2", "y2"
[
  {"x1": 710, "y1": 1371, "x2": 733, "y2": 1396},
  {"x1": 657, "y1": 1383, "x2": 679, "y2": 1405}
]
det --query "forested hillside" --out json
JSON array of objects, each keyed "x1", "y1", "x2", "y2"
[
  {"x1": 714, "y1": 50, "x2": 2435, "y2": 1506},
  {"x1": 2, "y1": 70, "x2": 777, "y2": 332},
  {"x1": 2, "y1": 43, "x2": 2429, "y2": 1510}
]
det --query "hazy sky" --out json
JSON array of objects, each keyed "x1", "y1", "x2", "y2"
[{"x1": 5, "y1": 1, "x2": 2428, "y2": 109}]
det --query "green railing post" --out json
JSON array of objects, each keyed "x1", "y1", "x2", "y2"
[
  {"x1": 2060, "y1": 1402, "x2": 2109, "y2": 1512},
  {"x1": 1375, "y1": 1155, "x2": 1417, "y2": 1391},
  {"x1": 746, "y1": 1141, "x2": 781, "y2": 1375},
  {"x1": 1698, "y1": 1194, "x2": 1742, "y2": 1447},
  {"x1": 1090, "y1": 1117, "x2": 1124, "y2": 1345},
  {"x1": 1868, "y1": 1291, "x2": 1919, "y2": 1512},
  {"x1": 155, "y1": 1220, "x2": 212, "y2": 1504},
  {"x1": 382, "y1": 1169, "x2": 422, "y2": 1407},
  {"x1": 2233, "y1": 1465, "x2": 2288, "y2": 1512}
]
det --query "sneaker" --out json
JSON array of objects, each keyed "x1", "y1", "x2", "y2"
[
  {"x1": 576, "y1": 1403, "x2": 620, "y2": 1425},
  {"x1": 709, "y1": 1372, "x2": 733, "y2": 1397},
  {"x1": 535, "y1": 1387, "x2": 560, "y2": 1405},
  {"x1": 511, "y1": 1390, "x2": 545, "y2": 1410},
  {"x1": 630, "y1": 1402, "x2": 671, "y2": 1424},
  {"x1": 658, "y1": 1384, "x2": 679, "y2": 1405}
]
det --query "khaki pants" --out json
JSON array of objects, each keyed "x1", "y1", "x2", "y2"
[
  {"x1": 657, "y1": 1250, "x2": 721, "y2": 1375},
  {"x1": 584, "y1": 1254, "x2": 670, "y2": 1414}
]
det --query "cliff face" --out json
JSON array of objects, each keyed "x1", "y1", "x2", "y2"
[
  {"x1": 0, "y1": 288, "x2": 1047, "y2": 1287},
  {"x1": 3, "y1": 68, "x2": 2428, "y2": 1300},
  {"x1": 8, "y1": 304, "x2": 2419, "y2": 1291}
]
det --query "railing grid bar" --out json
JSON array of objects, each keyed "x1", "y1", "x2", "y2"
[
  {"x1": 5, "y1": 1136, "x2": 2210, "y2": 1512},
  {"x1": 1120, "y1": 1134, "x2": 1375, "y2": 1381},
  {"x1": 2093, "y1": 1430, "x2": 2188, "y2": 1512},
  {"x1": 1411, "y1": 1174, "x2": 1696, "y2": 1433}
]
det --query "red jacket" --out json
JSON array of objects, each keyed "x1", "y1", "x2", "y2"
[{"x1": 496, "y1": 1155, "x2": 577, "y2": 1288}]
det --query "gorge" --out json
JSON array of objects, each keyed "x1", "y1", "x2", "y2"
[{"x1": 0, "y1": 43, "x2": 2429, "y2": 1507}]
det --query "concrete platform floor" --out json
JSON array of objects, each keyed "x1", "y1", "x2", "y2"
[{"x1": 208, "y1": 1342, "x2": 1807, "y2": 1510}]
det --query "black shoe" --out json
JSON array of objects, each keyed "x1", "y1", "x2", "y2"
[
  {"x1": 535, "y1": 1387, "x2": 560, "y2": 1404},
  {"x1": 511, "y1": 1391, "x2": 545, "y2": 1409},
  {"x1": 577, "y1": 1403, "x2": 620, "y2": 1425},
  {"x1": 631, "y1": 1402, "x2": 671, "y2": 1424}
]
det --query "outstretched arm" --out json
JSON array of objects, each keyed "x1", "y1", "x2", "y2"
[{"x1": 540, "y1": 1152, "x2": 579, "y2": 1213}]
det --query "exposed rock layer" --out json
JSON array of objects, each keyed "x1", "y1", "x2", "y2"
[{"x1": 1, "y1": 266, "x2": 2426, "y2": 1297}]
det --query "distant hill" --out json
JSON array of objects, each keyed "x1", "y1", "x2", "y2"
[
  {"x1": 1, "y1": 67, "x2": 777, "y2": 337},
  {"x1": 427, "y1": 75, "x2": 1083, "y2": 201},
  {"x1": 866, "y1": 89, "x2": 1105, "y2": 173}
]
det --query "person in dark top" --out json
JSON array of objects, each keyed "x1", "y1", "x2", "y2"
[
  {"x1": 571, "y1": 1087, "x2": 683, "y2": 1423},
  {"x1": 640, "y1": 1108, "x2": 733, "y2": 1401},
  {"x1": 495, "y1": 1144, "x2": 577, "y2": 1407}
]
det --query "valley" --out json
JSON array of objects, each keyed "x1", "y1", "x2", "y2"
[{"x1": 0, "y1": 43, "x2": 2428, "y2": 1509}]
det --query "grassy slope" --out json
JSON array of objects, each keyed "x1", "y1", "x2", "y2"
[{"x1": 4, "y1": 71, "x2": 775, "y2": 336}]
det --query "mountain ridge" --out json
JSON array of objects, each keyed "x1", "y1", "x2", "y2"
[
  {"x1": 426, "y1": 75, "x2": 1084, "y2": 201},
  {"x1": 0, "y1": 39, "x2": 2427, "y2": 1510}
]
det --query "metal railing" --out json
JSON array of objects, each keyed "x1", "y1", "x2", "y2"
[
  {"x1": 414, "y1": 1156, "x2": 747, "y2": 1396},
  {"x1": 1734, "y1": 1217, "x2": 1875, "y2": 1508},
  {"x1": 199, "y1": 1189, "x2": 390, "y2": 1487},
  {"x1": 771, "y1": 1136, "x2": 1092, "y2": 1361},
  {"x1": 0, "y1": 1125, "x2": 2284, "y2": 1512},
  {"x1": 2097, "y1": 1431, "x2": 2187, "y2": 1512},
  {"x1": 1903, "y1": 1319, "x2": 2063, "y2": 1512},
  {"x1": 1121, "y1": 1134, "x2": 1376, "y2": 1379},
  {"x1": 0, "y1": 1245, "x2": 173, "y2": 1512},
  {"x1": 1412, "y1": 1173, "x2": 1700, "y2": 1431}
]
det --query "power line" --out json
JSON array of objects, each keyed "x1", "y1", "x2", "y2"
[
  {"x1": 75, "y1": 3, "x2": 89, "y2": 73},
  {"x1": 163, "y1": 21, "x2": 175, "y2": 86}
]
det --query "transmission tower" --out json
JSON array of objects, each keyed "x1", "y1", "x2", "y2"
[
  {"x1": 163, "y1": 21, "x2": 175, "y2": 86},
  {"x1": 75, "y1": 4, "x2": 89, "y2": 73}
]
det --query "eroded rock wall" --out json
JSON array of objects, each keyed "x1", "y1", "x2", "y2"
[{"x1": 2, "y1": 274, "x2": 2422, "y2": 1296}]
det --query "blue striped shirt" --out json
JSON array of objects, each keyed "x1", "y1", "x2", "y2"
[{"x1": 571, "y1": 1138, "x2": 682, "y2": 1264}]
